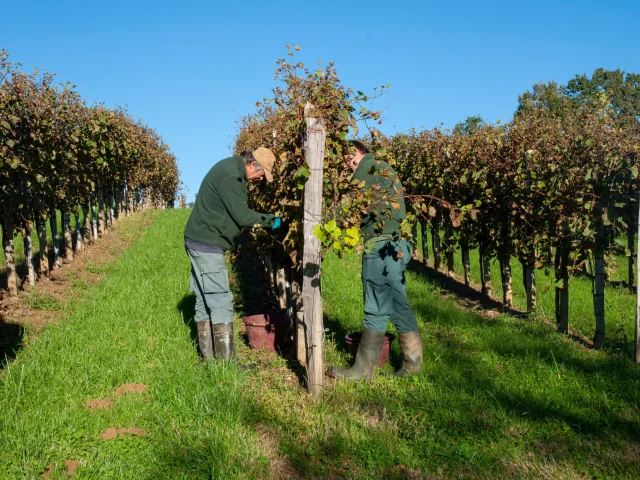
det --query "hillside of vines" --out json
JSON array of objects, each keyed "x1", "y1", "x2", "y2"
[{"x1": 0, "y1": 50, "x2": 179, "y2": 298}]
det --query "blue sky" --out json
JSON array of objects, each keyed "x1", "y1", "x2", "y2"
[{"x1": 3, "y1": 0, "x2": 639, "y2": 201}]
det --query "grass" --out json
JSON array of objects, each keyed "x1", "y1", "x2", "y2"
[
  {"x1": 1, "y1": 209, "x2": 639, "y2": 478},
  {"x1": 415, "y1": 224, "x2": 638, "y2": 358}
]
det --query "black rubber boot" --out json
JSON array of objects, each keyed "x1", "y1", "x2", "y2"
[
  {"x1": 196, "y1": 320, "x2": 213, "y2": 361},
  {"x1": 392, "y1": 331, "x2": 423, "y2": 377},
  {"x1": 328, "y1": 328, "x2": 385, "y2": 381},
  {"x1": 212, "y1": 322, "x2": 255, "y2": 370},
  {"x1": 212, "y1": 322, "x2": 236, "y2": 362}
]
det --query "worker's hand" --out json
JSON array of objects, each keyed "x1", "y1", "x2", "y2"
[{"x1": 271, "y1": 216, "x2": 282, "y2": 231}]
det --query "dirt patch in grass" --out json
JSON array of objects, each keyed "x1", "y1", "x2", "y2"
[
  {"x1": 40, "y1": 464, "x2": 55, "y2": 477},
  {"x1": 0, "y1": 212, "x2": 158, "y2": 366},
  {"x1": 83, "y1": 399, "x2": 112, "y2": 412},
  {"x1": 64, "y1": 460, "x2": 80, "y2": 475},
  {"x1": 255, "y1": 424, "x2": 300, "y2": 479},
  {"x1": 41, "y1": 460, "x2": 81, "y2": 477},
  {"x1": 100, "y1": 427, "x2": 147, "y2": 439},
  {"x1": 114, "y1": 383, "x2": 147, "y2": 396}
]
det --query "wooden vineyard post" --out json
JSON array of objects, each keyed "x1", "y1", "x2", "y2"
[
  {"x1": 480, "y1": 248, "x2": 492, "y2": 296},
  {"x1": 62, "y1": 210, "x2": 73, "y2": 263},
  {"x1": 97, "y1": 187, "x2": 105, "y2": 236},
  {"x1": 421, "y1": 221, "x2": 429, "y2": 264},
  {"x1": 50, "y1": 208, "x2": 61, "y2": 269},
  {"x1": 594, "y1": 222, "x2": 606, "y2": 349},
  {"x1": 461, "y1": 237, "x2": 471, "y2": 286},
  {"x1": 23, "y1": 222, "x2": 36, "y2": 287},
  {"x1": 36, "y1": 208, "x2": 49, "y2": 278},
  {"x1": 444, "y1": 218, "x2": 454, "y2": 277},
  {"x1": 301, "y1": 108, "x2": 326, "y2": 397},
  {"x1": 525, "y1": 253, "x2": 537, "y2": 314},
  {"x1": 2, "y1": 197, "x2": 18, "y2": 296},
  {"x1": 276, "y1": 265, "x2": 287, "y2": 311},
  {"x1": 635, "y1": 197, "x2": 640, "y2": 363}
]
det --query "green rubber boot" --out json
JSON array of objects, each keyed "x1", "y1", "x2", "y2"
[
  {"x1": 328, "y1": 328, "x2": 385, "y2": 381},
  {"x1": 196, "y1": 320, "x2": 213, "y2": 361},
  {"x1": 212, "y1": 322, "x2": 255, "y2": 370},
  {"x1": 212, "y1": 322, "x2": 236, "y2": 362},
  {"x1": 392, "y1": 331, "x2": 423, "y2": 377}
]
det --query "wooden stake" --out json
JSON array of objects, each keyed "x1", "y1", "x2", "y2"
[
  {"x1": 36, "y1": 210, "x2": 49, "y2": 278},
  {"x1": 50, "y1": 209, "x2": 61, "y2": 268},
  {"x1": 525, "y1": 253, "x2": 537, "y2": 313},
  {"x1": 276, "y1": 265, "x2": 287, "y2": 311},
  {"x1": 98, "y1": 187, "x2": 105, "y2": 236},
  {"x1": 24, "y1": 224, "x2": 35, "y2": 286},
  {"x1": 461, "y1": 238, "x2": 470, "y2": 286},
  {"x1": 301, "y1": 110, "x2": 325, "y2": 397},
  {"x1": 2, "y1": 198, "x2": 18, "y2": 296},
  {"x1": 62, "y1": 210, "x2": 73, "y2": 263},
  {"x1": 432, "y1": 214, "x2": 441, "y2": 271},
  {"x1": 594, "y1": 222, "x2": 605, "y2": 349},
  {"x1": 421, "y1": 221, "x2": 429, "y2": 264},
  {"x1": 444, "y1": 219, "x2": 454, "y2": 277}
]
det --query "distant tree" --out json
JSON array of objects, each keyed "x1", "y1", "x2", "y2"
[
  {"x1": 566, "y1": 68, "x2": 640, "y2": 133},
  {"x1": 515, "y1": 81, "x2": 574, "y2": 119},
  {"x1": 453, "y1": 115, "x2": 485, "y2": 135}
]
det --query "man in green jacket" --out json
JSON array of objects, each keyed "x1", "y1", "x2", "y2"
[
  {"x1": 184, "y1": 147, "x2": 280, "y2": 362},
  {"x1": 329, "y1": 141, "x2": 423, "y2": 380}
]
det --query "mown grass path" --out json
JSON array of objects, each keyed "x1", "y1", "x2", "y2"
[{"x1": 1, "y1": 210, "x2": 639, "y2": 479}]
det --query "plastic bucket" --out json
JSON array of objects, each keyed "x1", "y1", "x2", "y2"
[
  {"x1": 243, "y1": 314, "x2": 291, "y2": 352},
  {"x1": 345, "y1": 332, "x2": 396, "y2": 367}
]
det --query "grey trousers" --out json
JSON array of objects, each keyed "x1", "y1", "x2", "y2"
[
  {"x1": 185, "y1": 247, "x2": 234, "y2": 325},
  {"x1": 362, "y1": 239, "x2": 419, "y2": 333}
]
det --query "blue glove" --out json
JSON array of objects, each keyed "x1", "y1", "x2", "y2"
[{"x1": 272, "y1": 216, "x2": 282, "y2": 231}]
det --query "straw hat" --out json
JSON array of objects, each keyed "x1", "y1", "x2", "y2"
[{"x1": 252, "y1": 147, "x2": 275, "y2": 182}]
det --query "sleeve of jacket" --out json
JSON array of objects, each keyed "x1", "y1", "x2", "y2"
[{"x1": 218, "y1": 176, "x2": 275, "y2": 227}]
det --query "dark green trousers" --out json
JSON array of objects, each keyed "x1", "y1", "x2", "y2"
[{"x1": 362, "y1": 239, "x2": 418, "y2": 333}]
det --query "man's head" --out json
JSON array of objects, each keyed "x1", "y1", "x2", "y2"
[
  {"x1": 242, "y1": 147, "x2": 275, "y2": 182},
  {"x1": 345, "y1": 140, "x2": 369, "y2": 172}
]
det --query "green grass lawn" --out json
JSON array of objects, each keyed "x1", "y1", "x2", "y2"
[{"x1": 1, "y1": 210, "x2": 639, "y2": 478}]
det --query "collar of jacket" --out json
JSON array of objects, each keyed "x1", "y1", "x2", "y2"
[
  {"x1": 353, "y1": 153, "x2": 375, "y2": 176},
  {"x1": 232, "y1": 155, "x2": 248, "y2": 181}
]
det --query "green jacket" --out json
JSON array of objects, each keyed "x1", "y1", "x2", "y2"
[
  {"x1": 184, "y1": 156, "x2": 275, "y2": 251},
  {"x1": 351, "y1": 153, "x2": 407, "y2": 242}
]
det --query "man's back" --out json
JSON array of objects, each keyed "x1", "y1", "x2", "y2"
[{"x1": 184, "y1": 156, "x2": 244, "y2": 250}]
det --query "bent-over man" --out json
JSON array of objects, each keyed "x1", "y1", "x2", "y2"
[{"x1": 184, "y1": 147, "x2": 280, "y2": 362}]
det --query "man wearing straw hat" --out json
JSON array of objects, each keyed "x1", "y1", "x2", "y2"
[{"x1": 184, "y1": 147, "x2": 282, "y2": 363}]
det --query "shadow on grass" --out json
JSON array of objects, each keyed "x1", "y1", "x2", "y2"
[
  {"x1": 409, "y1": 294, "x2": 640, "y2": 444},
  {"x1": 407, "y1": 258, "x2": 526, "y2": 319},
  {"x1": 177, "y1": 293, "x2": 199, "y2": 356},
  {"x1": 228, "y1": 236, "x2": 310, "y2": 386},
  {"x1": 0, "y1": 312, "x2": 23, "y2": 369},
  {"x1": 407, "y1": 258, "x2": 613, "y2": 355},
  {"x1": 323, "y1": 314, "x2": 352, "y2": 356}
]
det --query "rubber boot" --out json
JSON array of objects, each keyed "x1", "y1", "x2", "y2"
[
  {"x1": 328, "y1": 328, "x2": 385, "y2": 381},
  {"x1": 392, "y1": 331, "x2": 423, "y2": 377},
  {"x1": 196, "y1": 320, "x2": 213, "y2": 361},
  {"x1": 212, "y1": 322, "x2": 255, "y2": 370},
  {"x1": 212, "y1": 322, "x2": 236, "y2": 362}
]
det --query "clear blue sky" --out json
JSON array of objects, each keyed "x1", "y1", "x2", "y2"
[{"x1": 3, "y1": 0, "x2": 639, "y2": 201}]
